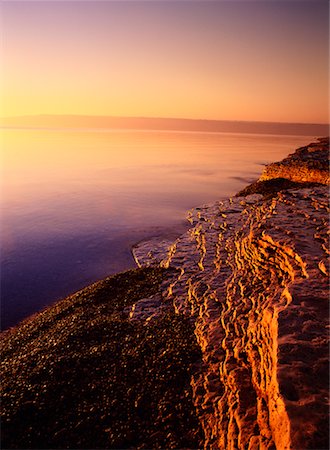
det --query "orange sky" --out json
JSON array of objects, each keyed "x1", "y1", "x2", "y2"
[{"x1": 1, "y1": 1, "x2": 329, "y2": 124}]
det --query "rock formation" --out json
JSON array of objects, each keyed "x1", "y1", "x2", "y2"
[
  {"x1": 133, "y1": 137, "x2": 329, "y2": 449},
  {"x1": 260, "y1": 136, "x2": 329, "y2": 185}
]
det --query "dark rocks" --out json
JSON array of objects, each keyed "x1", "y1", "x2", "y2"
[{"x1": 1, "y1": 267, "x2": 204, "y2": 449}]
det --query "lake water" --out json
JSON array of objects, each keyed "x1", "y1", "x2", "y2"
[{"x1": 1, "y1": 129, "x2": 314, "y2": 328}]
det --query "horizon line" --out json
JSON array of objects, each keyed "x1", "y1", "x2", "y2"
[{"x1": 1, "y1": 114, "x2": 329, "y2": 127}]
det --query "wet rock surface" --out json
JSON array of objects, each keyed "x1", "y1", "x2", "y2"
[
  {"x1": 132, "y1": 237, "x2": 177, "y2": 268},
  {"x1": 134, "y1": 138, "x2": 329, "y2": 449}
]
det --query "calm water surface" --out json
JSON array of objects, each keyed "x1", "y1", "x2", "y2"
[{"x1": 1, "y1": 129, "x2": 314, "y2": 328}]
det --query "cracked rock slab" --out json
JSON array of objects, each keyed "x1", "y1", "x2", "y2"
[{"x1": 135, "y1": 188, "x2": 329, "y2": 449}]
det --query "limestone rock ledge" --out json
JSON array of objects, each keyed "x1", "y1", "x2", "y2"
[
  {"x1": 260, "y1": 137, "x2": 329, "y2": 185},
  {"x1": 135, "y1": 138, "x2": 329, "y2": 449}
]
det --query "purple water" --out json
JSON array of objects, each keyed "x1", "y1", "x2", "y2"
[{"x1": 1, "y1": 129, "x2": 314, "y2": 328}]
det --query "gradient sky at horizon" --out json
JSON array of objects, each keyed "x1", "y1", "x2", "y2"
[{"x1": 1, "y1": 0, "x2": 329, "y2": 123}]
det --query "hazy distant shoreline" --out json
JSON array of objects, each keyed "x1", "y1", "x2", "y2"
[{"x1": 1, "y1": 115, "x2": 328, "y2": 136}]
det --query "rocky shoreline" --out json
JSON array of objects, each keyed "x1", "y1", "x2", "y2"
[
  {"x1": 133, "y1": 137, "x2": 329, "y2": 449},
  {"x1": 1, "y1": 137, "x2": 329, "y2": 449}
]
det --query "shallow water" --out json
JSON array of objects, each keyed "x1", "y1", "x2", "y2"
[{"x1": 1, "y1": 129, "x2": 314, "y2": 328}]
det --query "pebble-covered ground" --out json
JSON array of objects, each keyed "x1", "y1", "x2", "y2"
[{"x1": 1, "y1": 267, "x2": 204, "y2": 449}]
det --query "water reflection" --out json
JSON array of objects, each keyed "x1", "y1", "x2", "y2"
[{"x1": 1, "y1": 129, "x2": 313, "y2": 328}]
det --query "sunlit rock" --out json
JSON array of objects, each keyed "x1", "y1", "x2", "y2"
[
  {"x1": 135, "y1": 138, "x2": 329, "y2": 449},
  {"x1": 260, "y1": 136, "x2": 329, "y2": 185}
]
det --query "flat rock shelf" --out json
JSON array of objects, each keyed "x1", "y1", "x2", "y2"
[{"x1": 134, "y1": 137, "x2": 329, "y2": 449}]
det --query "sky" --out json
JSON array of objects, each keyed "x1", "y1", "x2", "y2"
[{"x1": 1, "y1": 0, "x2": 329, "y2": 124}]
